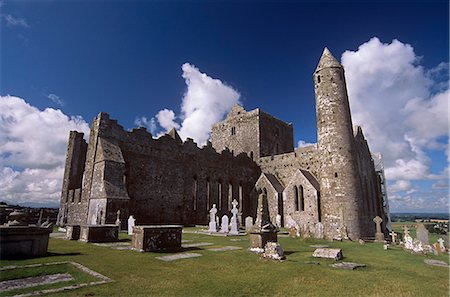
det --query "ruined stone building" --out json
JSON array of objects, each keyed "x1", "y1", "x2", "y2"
[{"x1": 58, "y1": 48, "x2": 390, "y2": 240}]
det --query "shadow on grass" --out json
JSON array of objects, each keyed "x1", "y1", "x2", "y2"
[
  {"x1": 45, "y1": 252, "x2": 82, "y2": 257},
  {"x1": 150, "y1": 247, "x2": 203, "y2": 254}
]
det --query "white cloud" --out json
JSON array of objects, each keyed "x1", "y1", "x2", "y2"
[
  {"x1": 48, "y1": 93, "x2": 64, "y2": 106},
  {"x1": 342, "y1": 37, "x2": 449, "y2": 182},
  {"x1": 143, "y1": 63, "x2": 241, "y2": 145},
  {"x1": 0, "y1": 95, "x2": 90, "y2": 206},
  {"x1": 388, "y1": 180, "x2": 413, "y2": 193},
  {"x1": 297, "y1": 140, "x2": 315, "y2": 148},
  {"x1": 155, "y1": 109, "x2": 180, "y2": 132},
  {"x1": 1, "y1": 14, "x2": 29, "y2": 28},
  {"x1": 134, "y1": 116, "x2": 156, "y2": 135}
]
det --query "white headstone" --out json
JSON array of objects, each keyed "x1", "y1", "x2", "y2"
[
  {"x1": 245, "y1": 216, "x2": 253, "y2": 232},
  {"x1": 404, "y1": 233, "x2": 414, "y2": 250},
  {"x1": 220, "y1": 215, "x2": 229, "y2": 233},
  {"x1": 229, "y1": 200, "x2": 239, "y2": 235},
  {"x1": 208, "y1": 204, "x2": 218, "y2": 232},
  {"x1": 275, "y1": 214, "x2": 282, "y2": 228},
  {"x1": 438, "y1": 238, "x2": 445, "y2": 251},
  {"x1": 285, "y1": 215, "x2": 300, "y2": 237},
  {"x1": 127, "y1": 215, "x2": 136, "y2": 235}
]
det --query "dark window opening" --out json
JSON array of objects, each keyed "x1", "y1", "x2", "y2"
[
  {"x1": 317, "y1": 75, "x2": 321, "y2": 83},
  {"x1": 317, "y1": 190, "x2": 322, "y2": 222},
  {"x1": 294, "y1": 186, "x2": 299, "y2": 211},
  {"x1": 299, "y1": 185, "x2": 305, "y2": 211},
  {"x1": 335, "y1": 172, "x2": 338, "y2": 178},
  {"x1": 231, "y1": 127, "x2": 236, "y2": 136}
]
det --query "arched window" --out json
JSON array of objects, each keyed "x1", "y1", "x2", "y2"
[
  {"x1": 294, "y1": 186, "x2": 299, "y2": 211},
  {"x1": 317, "y1": 75, "x2": 321, "y2": 83},
  {"x1": 250, "y1": 151, "x2": 254, "y2": 160},
  {"x1": 299, "y1": 185, "x2": 305, "y2": 211}
]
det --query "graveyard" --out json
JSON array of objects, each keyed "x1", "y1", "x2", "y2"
[{"x1": 1, "y1": 224, "x2": 448, "y2": 297}]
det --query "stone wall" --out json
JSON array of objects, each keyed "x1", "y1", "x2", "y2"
[
  {"x1": 211, "y1": 105, "x2": 294, "y2": 161},
  {"x1": 63, "y1": 113, "x2": 261, "y2": 227},
  {"x1": 58, "y1": 131, "x2": 88, "y2": 225}
]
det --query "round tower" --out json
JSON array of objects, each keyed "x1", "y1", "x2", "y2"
[{"x1": 313, "y1": 48, "x2": 362, "y2": 240}]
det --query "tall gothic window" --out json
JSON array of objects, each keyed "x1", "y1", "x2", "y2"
[
  {"x1": 294, "y1": 186, "x2": 299, "y2": 211},
  {"x1": 299, "y1": 185, "x2": 305, "y2": 211}
]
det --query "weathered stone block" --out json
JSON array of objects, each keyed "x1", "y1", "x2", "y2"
[
  {"x1": 132, "y1": 225, "x2": 182, "y2": 252},
  {"x1": 79, "y1": 225, "x2": 118, "y2": 243},
  {"x1": 312, "y1": 248, "x2": 343, "y2": 260},
  {"x1": 0, "y1": 225, "x2": 52, "y2": 259},
  {"x1": 65, "y1": 225, "x2": 80, "y2": 240}
]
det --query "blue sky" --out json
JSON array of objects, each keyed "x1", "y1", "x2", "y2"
[{"x1": 0, "y1": 0, "x2": 448, "y2": 212}]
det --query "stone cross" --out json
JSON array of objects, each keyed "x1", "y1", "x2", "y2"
[
  {"x1": 229, "y1": 200, "x2": 239, "y2": 235},
  {"x1": 438, "y1": 238, "x2": 445, "y2": 251},
  {"x1": 389, "y1": 231, "x2": 397, "y2": 243},
  {"x1": 373, "y1": 216, "x2": 382, "y2": 233},
  {"x1": 373, "y1": 216, "x2": 384, "y2": 242},
  {"x1": 208, "y1": 204, "x2": 218, "y2": 232},
  {"x1": 402, "y1": 226, "x2": 410, "y2": 237}
]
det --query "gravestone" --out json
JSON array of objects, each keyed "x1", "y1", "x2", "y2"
[
  {"x1": 438, "y1": 238, "x2": 445, "y2": 251},
  {"x1": 285, "y1": 215, "x2": 300, "y2": 237},
  {"x1": 332, "y1": 262, "x2": 366, "y2": 270},
  {"x1": 208, "y1": 204, "x2": 218, "y2": 233},
  {"x1": 275, "y1": 214, "x2": 282, "y2": 228},
  {"x1": 229, "y1": 200, "x2": 239, "y2": 235},
  {"x1": 115, "y1": 210, "x2": 121, "y2": 227},
  {"x1": 312, "y1": 248, "x2": 343, "y2": 260},
  {"x1": 416, "y1": 223, "x2": 429, "y2": 245},
  {"x1": 373, "y1": 216, "x2": 384, "y2": 242},
  {"x1": 245, "y1": 216, "x2": 253, "y2": 232},
  {"x1": 261, "y1": 242, "x2": 285, "y2": 260},
  {"x1": 249, "y1": 193, "x2": 277, "y2": 252},
  {"x1": 404, "y1": 232, "x2": 414, "y2": 250},
  {"x1": 389, "y1": 231, "x2": 397, "y2": 244},
  {"x1": 132, "y1": 225, "x2": 182, "y2": 252},
  {"x1": 127, "y1": 215, "x2": 135, "y2": 235},
  {"x1": 220, "y1": 215, "x2": 229, "y2": 233},
  {"x1": 315, "y1": 222, "x2": 324, "y2": 239}
]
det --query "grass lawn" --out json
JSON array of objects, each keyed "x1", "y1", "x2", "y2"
[{"x1": 1, "y1": 227, "x2": 448, "y2": 297}]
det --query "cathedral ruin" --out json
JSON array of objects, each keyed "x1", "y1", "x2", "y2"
[{"x1": 58, "y1": 48, "x2": 390, "y2": 240}]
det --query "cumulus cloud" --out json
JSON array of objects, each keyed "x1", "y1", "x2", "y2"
[
  {"x1": 139, "y1": 63, "x2": 240, "y2": 145},
  {"x1": 155, "y1": 109, "x2": 180, "y2": 132},
  {"x1": 1, "y1": 14, "x2": 29, "y2": 28},
  {"x1": 342, "y1": 37, "x2": 448, "y2": 182},
  {"x1": 0, "y1": 95, "x2": 89, "y2": 206}
]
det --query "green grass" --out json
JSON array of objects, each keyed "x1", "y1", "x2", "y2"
[{"x1": 1, "y1": 227, "x2": 448, "y2": 297}]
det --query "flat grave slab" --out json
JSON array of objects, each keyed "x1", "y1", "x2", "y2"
[
  {"x1": 332, "y1": 262, "x2": 366, "y2": 270},
  {"x1": 0, "y1": 261, "x2": 112, "y2": 296},
  {"x1": 155, "y1": 253, "x2": 202, "y2": 262},
  {"x1": 181, "y1": 242, "x2": 213, "y2": 248},
  {"x1": 0, "y1": 273, "x2": 73, "y2": 292},
  {"x1": 207, "y1": 246, "x2": 242, "y2": 252},
  {"x1": 424, "y1": 259, "x2": 449, "y2": 267}
]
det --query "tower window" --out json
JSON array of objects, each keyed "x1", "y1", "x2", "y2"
[
  {"x1": 335, "y1": 172, "x2": 338, "y2": 178},
  {"x1": 317, "y1": 75, "x2": 321, "y2": 83},
  {"x1": 231, "y1": 127, "x2": 236, "y2": 135}
]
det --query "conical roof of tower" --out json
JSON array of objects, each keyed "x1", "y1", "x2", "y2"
[
  {"x1": 167, "y1": 128, "x2": 182, "y2": 144},
  {"x1": 315, "y1": 47, "x2": 342, "y2": 72}
]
